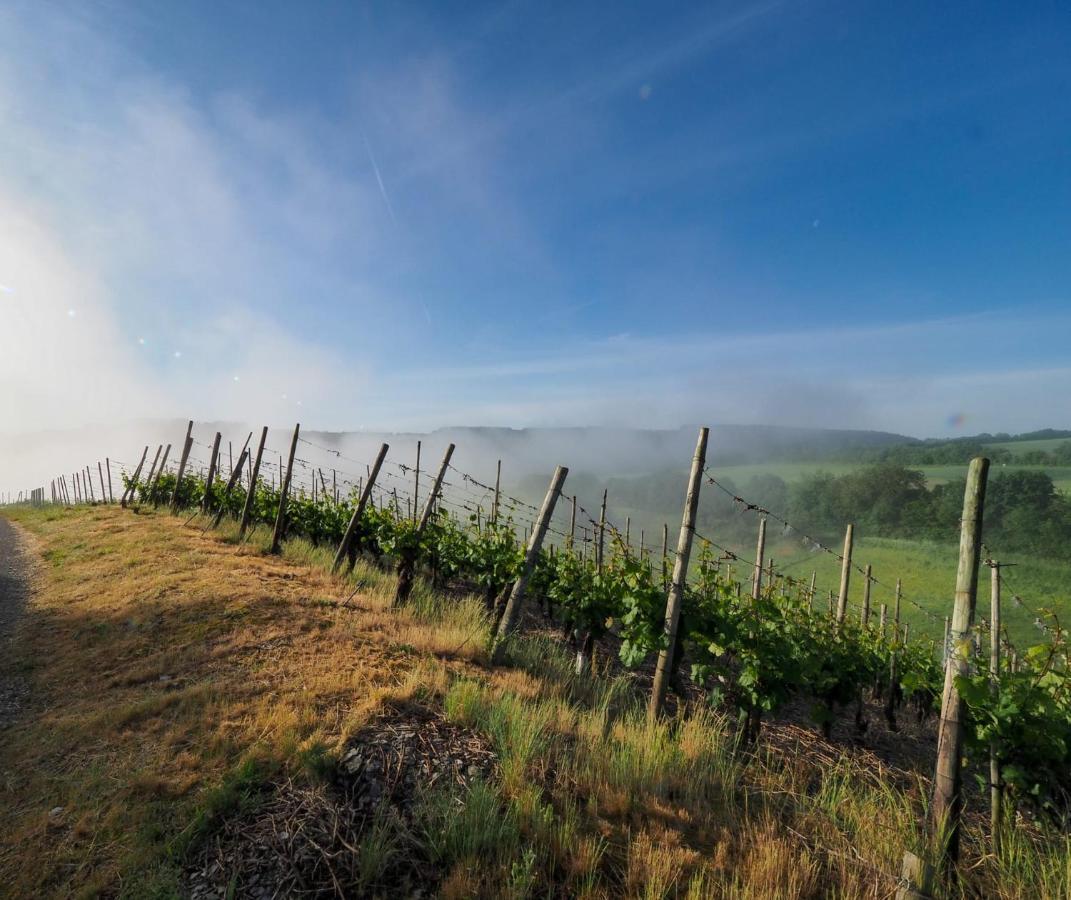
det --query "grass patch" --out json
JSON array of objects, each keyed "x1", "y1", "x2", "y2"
[{"x1": 1, "y1": 504, "x2": 1067, "y2": 898}]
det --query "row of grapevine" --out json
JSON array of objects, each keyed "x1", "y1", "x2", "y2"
[
  {"x1": 119, "y1": 448, "x2": 1070, "y2": 819},
  {"x1": 19, "y1": 423, "x2": 1071, "y2": 887}
]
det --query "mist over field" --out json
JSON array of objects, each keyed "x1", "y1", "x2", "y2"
[{"x1": 0, "y1": 419, "x2": 920, "y2": 499}]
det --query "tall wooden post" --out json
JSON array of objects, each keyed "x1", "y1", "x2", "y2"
[
  {"x1": 879, "y1": 603, "x2": 888, "y2": 640},
  {"x1": 492, "y1": 459, "x2": 502, "y2": 524},
  {"x1": 170, "y1": 421, "x2": 195, "y2": 512},
  {"x1": 270, "y1": 424, "x2": 301, "y2": 554},
  {"x1": 413, "y1": 440, "x2": 421, "y2": 522},
  {"x1": 836, "y1": 523, "x2": 854, "y2": 623},
  {"x1": 202, "y1": 432, "x2": 221, "y2": 512},
  {"x1": 808, "y1": 571, "x2": 817, "y2": 609},
  {"x1": 238, "y1": 427, "x2": 268, "y2": 538},
  {"x1": 648, "y1": 427, "x2": 708, "y2": 723},
  {"x1": 569, "y1": 495, "x2": 577, "y2": 546},
  {"x1": 210, "y1": 447, "x2": 249, "y2": 528},
  {"x1": 752, "y1": 517, "x2": 767, "y2": 601},
  {"x1": 149, "y1": 444, "x2": 171, "y2": 505},
  {"x1": 932, "y1": 456, "x2": 989, "y2": 870},
  {"x1": 493, "y1": 464, "x2": 569, "y2": 662},
  {"x1": 394, "y1": 444, "x2": 454, "y2": 605},
  {"x1": 333, "y1": 443, "x2": 389, "y2": 572},
  {"x1": 661, "y1": 522, "x2": 669, "y2": 590},
  {"x1": 861, "y1": 564, "x2": 873, "y2": 627},
  {"x1": 988, "y1": 559, "x2": 1002, "y2": 855},
  {"x1": 597, "y1": 489, "x2": 608, "y2": 571},
  {"x1": 143, "y1": 444, "x2": 163, "y2": 498}
]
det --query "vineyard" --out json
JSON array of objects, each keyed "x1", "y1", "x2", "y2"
[{"x1": 7, "y1": 421, "x2": 1071, "y2": 896}]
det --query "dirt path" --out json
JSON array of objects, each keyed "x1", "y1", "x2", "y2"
[{"x1": 0, "y1": 516, "x2": 30, "y2": 728}]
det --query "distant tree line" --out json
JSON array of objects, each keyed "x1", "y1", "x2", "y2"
[
  {"x1": 523, "y1": 463, "x2": 1071, "y2": 562},
  {"x1": 784, "y1": 465, "x2": 1071, "y2": 558}
]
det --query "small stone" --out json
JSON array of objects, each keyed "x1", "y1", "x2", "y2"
[{"x1": 48, "y1": 806, "x2": 64, "y2": 818}]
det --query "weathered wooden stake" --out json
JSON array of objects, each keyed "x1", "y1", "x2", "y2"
[
  {"x1": 752, "y1": 517, "x2": 767, "y2": 601},
  {"x1": 836, "y1": 523, "x2": 854, "y2": 623},
  {"x1": 861, "y1": 564, "x2": 873, "y2": 627},
  {"x1": 648, "y1": 427, "x2": 708, "y2": 723},
  {"x1": 394, "y1": 444, "x2": 454, "y2": 605},
  {"x1": 492, "y1": 464, "x2": 568, "y2": 663},
  {"x1": 932, "y1": 456, "x2": 989, "y2": 870},
  {"x1": 211, "y1": 447, "x2": 250, "y2": 528},
  {"x1": 239, "y1": 427, "x2": 268, "y2": 538},
  {"x1": 988, "y1": 559, "x2": 1003, "y2": 856},
  {"x1": 143, "y1": 444, "x2": 163, "y2": 498},
  {"x1": 150, "y1": 444, "x2": 172, "y2": 505},
  {"x1": 202, "y1": 432, "x2": 222, "y2": 512},
  {"x1": 493, "y1": 459, "x2": 502, "y2": 524},
  {"x1": 333, "y1": 443, "x2": 389, "y2": 572},
  {"x1": 413, "y1": 440, "x2": 421, "y2": 522},
  {"x1": 597, "y1": 489, "x2": 608, "y2": 571},
  {"x1": 661, "y1": 522, "x2": 669, "y2": 590},
  {"x1": 170, "y1": 421, "x2": 195, "y2": 512},
  {"x1": 895, "y1": 850, "x2": 933, "y2": 900},
  {"x1": 270, "y1": 424, "x2": 301, "y2": 554}
]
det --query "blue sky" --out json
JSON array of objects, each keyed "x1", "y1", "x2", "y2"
[{"x1": 1, "y1": 1, "x2": 1069, "y2": 436}]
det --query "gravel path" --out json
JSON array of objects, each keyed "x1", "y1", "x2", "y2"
[{"x1": 0, "y1": 517, "x2": 29, "y2": 728}]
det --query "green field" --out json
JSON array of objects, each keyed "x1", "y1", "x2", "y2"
[
  {"x1": 732, "y1": 535, "x2": 1068, "y2": 649},
  {"x1": 707, "y1": 459, "x2": 1071, "y2": 494},
  {"x1": 985, "y1": 436, "x2": 1071, "y2": 457}
]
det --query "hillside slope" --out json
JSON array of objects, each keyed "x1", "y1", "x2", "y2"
[{"x1": 0, "y1": 506, "x2": 1063, "y2": 898}]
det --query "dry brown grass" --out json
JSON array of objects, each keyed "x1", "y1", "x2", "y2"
[
  {"x1": 0, "y1": 505, "x2": 487, "y2": 897},
  {"x1": 0, "y1": 505, "x2": 1066, "y2": 899}
]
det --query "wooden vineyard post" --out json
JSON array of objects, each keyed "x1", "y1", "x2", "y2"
[
  {"x1": 105, "y1": 458, "x2": 113, "y2": 503},
  {"x1": 413, "y1": 440, "x2": 421, "y2": 521},
  {"x1": 394, "y1": 444, "x2": 454, "y2": 605},
  {"x1": 493, "y1": 459, "x2": 502, "y2": 524},
  {"x1": 808, "y1": 571, "x2": 817, "y2": 609},
  {"x1": 836, "y1": 523, "x2": 854, "y2": 623},
  {"x1": 752, "y1": 516, "x2": 767, "y2": 601},
  {"x1": 492, "y1": 464, "x2": 569, "y2": 664},
  {"x1": 202, "y1": 432, "x2": 221, "y2": 512},
  {"x1": 170, "y1": 421, "x2": 194, "y2": 512},
  {"x1": 879, "y1": 603, "x2": 888, "y2": 639},
  {"x1": 239, "y1": 427, "x2": 268, "y2": 538},
  {"x1": 896, "y1": 850, "x2": 933, "y2": 900},
  {"x1": 661, "y1": 523, "x2": 669, "y2": 590},
  {"x1": 143, "y1": 445, "x2": 163, "y2": 500},
  {"x1": 932, "y1": 456, "x2": 989, "y2": 871},
  {"x1": 569, "y1": 495, "x2": 577, "y2": 546},
  {"x1": 150, "y1": 444, "x2": 172, "y2": 505},
  {"x1": 210, "y1": 447, "x2": 249, "y2": 529},
  {"x1": 85, "y1": 466, "x2": 94, "y2": 503},
  {"x1": 332, "y1": 442, "x2": 389, "y2": 573},
  {"x1": 942, "y1": 617, "x2": 950, "y2": 664},
  {"x1": 121, "y1": 446, "x2": 148, "y2": 507},
  {"x1": 597, "y1": 490, "x2": 608, "y2": 570},
  {"x1": 270, "y1": 424, "x2": 301, "y2": 554},
  {"x1": 861, "y1": 564, "x2": 873, "y2": 627},
  {"x1": 97, "y1": 462, "x2": 106, "y2": 503},
  {"x1": 648, "y1": 426, "x2": 709, "y2": 723},
  {"x1": 987, "y1": 558, "x2": 1003, "y2": 855}
]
